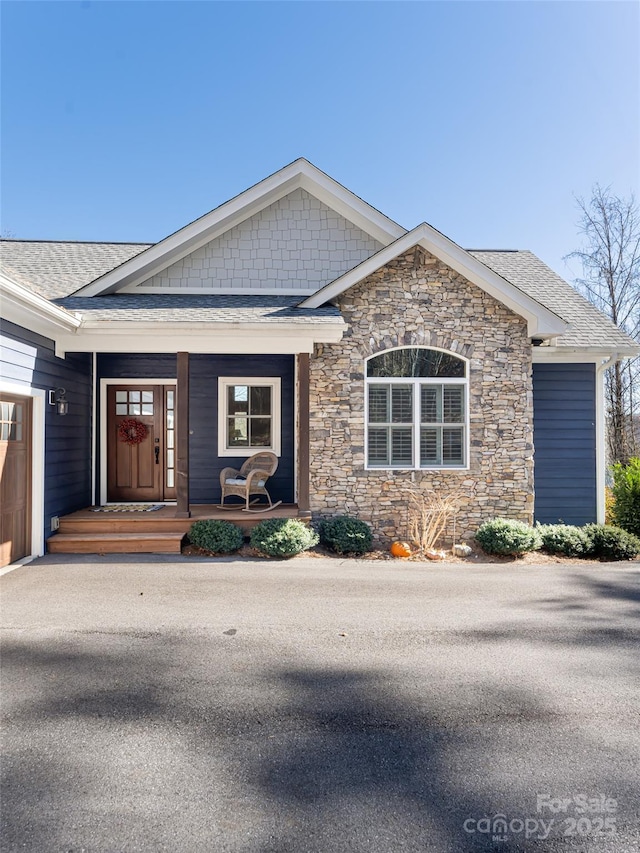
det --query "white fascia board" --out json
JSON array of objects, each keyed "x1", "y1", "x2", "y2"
[
  {"x1": 73, "y1": 159, "x2": 405, "y2": 298},
  {"x1": 54, "y1": 320, "x2": 346, "y2": 356},
  {"x1": 72, "y1": 174, "x2": 300, "y2": 296},
  {"x1": 0, "y1": 273, "x2": 81, "y2": 339},
  {"x1": 296, "y1": 166, "x2": 405, "y2": 245},
  {"x1": 532, "y1": 345, "x2": 640, "y2": 363},
  {"x1": 300, "y1": 224, "x2": 568, "y2": 338},
  {"x1": 117, "y1": 285, "x2": 320, "y2": 296}
]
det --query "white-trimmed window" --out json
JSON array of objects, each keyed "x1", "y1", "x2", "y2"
[
  {"x1": 365, "y1": 348, "x2": 468, "y2": 469},
  {"x1": 218, "y1": 377, "x2": 281, "y2": 457}
]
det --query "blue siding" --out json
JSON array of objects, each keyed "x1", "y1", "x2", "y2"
[
  {"x1": 533, "y1": 363, "x2": 597, "y2": 525},
  {"x1": 97, "y1": 353, "x2": 177, "y2": 380},
  {"x1": 0, "y1": 319, "x2": 92, "y2": 540},
  {"x1": 97, "y1": 353, "x2": 295, "y2": 504}
]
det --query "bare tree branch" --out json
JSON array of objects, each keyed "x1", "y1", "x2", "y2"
[{"x1": 564, "y1": 185, "x2": 640, "y2": 464}]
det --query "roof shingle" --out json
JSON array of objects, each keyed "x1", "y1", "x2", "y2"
[
  {"x1": 1, "y1": 239, "x2": 636, "y2": 349},
  {"x1": 0, "y1": 240, "x2": 150, "y2": 299},
  {"x1": 54, "y1": 294, "x2": 341, "y2": 324},
  {"x1": 469, "y1": 250, "x2": 636, "y2": 350}
]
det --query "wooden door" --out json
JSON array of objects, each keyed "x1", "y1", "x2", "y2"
[
  {"x1": 0, "y1": 394, "x2": 32, "y2": 568},
  {"x1": 106, "y1": 385, "x2": 176, "y2": 503}
]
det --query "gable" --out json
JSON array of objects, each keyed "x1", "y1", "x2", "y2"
[
  {"x1": 72, "y1": 158, "x2": 404, "y2": 297},
  {"x1": 126, "y1": 189, "x2": 384, "y2": 295},
  {"x1": 2, "y1": 154, "x2": 636, "y2": 356},
  {"x1": 300, "y1": 223, "x2": 569, "y2": 338}
]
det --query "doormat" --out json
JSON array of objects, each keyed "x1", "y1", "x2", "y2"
[{"x1": 91, "y1": 504, "x2": 165, "y2": 513}]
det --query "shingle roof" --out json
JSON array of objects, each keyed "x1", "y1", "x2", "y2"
[
  {"x1": 469, "y1": 250, "x2": 637, "y2": 350},
  {"x1": 1, "y1": 241, "x2": 341, "y2": 326},
  {"x1": 1, "y1": 239, "x2": 636, "y2": 349},
  {"x1": 0, "y1": 240, "x2": 150, "y2": 299},
  {"x1": 54, "y1": 294, "x2": 341, "y2": 324}
]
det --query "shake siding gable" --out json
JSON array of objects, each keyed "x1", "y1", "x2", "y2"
[{"x1": 135, "y1": 188, "x2": 384, "y2": 293}]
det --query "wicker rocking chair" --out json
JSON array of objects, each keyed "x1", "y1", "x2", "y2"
[{"x1": 219, "y1": 451, "x2": 281, "y2": 512}]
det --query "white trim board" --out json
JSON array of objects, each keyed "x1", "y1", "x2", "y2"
[
  {"x1": 54, "y1": 322, "x2": 346, "y2": 357},
  {"x1": 119, "y1": 285, "x2": 320, "y2": 296},
  {"x1": 1, "y1": 271, "x2": 80, "y2": 344},
  {"x1": 217, "y1": 377, "x2": 282, "y2": 458},
  {"x1": 595, "y1": 356, "x2": 615, "y2": 524},
  {"x1": 532, "y1": 348, "x2": 639, "y2": 362}
]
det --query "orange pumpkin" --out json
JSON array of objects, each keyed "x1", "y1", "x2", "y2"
[{"x1": 391, "y1": 541, "x2": 412, "y2": 558}]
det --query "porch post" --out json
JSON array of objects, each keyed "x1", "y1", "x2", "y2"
[
  {"x1": 176, "y1": 351, "x2": 190, "y2": 518},
  {"x1": 297, "y1": 352, "x2": 311, "y2": 517}
]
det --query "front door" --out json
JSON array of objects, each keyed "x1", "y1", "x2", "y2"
[
  {"x1": 106, "y1": 385, "x2": 177, "y2": 502},
  {"x1": 0, "y1": 394, "x2": 32, "y2": 568}
]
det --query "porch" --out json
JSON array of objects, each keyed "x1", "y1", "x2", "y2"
[
  {"x1": 95, "y1": 352, "x2": 311, "y2": 516},
  {"x1": 47, "y1": 503, "x2": 304, "y2": 554}
]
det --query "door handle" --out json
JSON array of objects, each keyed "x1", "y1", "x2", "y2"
[{"x1": 155, "y1": 446, "x2": 160, "y2": 465}]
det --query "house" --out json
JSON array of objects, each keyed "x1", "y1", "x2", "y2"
[{"x1": 1, "y1": 159, "x2": 638, "y2": 566}]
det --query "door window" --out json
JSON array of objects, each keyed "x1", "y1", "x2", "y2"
[{"x1": 115, "y1": 390, "x2": 154, "y2": 416}]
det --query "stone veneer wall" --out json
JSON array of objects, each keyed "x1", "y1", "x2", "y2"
[{"x1": 308, "y1": 247, "x2": 534, "y2": 543}]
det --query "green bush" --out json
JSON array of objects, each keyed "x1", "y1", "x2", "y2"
[
  {"x1": 188, "y1": 519, "x2": 244, "y2": 554},
  {"x1": 611, "y1": 458, "x2": 640, "y2": 537},
  {"x1": 584, "y1": 524, "x2": 640, "y2": 561},
  {"x1": 475, "y1": 518, "x2": 542, "y2": 556},
  {"x1": 250, "y1": 518, "x2": 319, "y2": 558},
  {"x1": 319, "y1": 516, "x2": 373, "y2": 555},
  {"x1": 538, "y1": 524, "x2": 593, "y2": 557}
]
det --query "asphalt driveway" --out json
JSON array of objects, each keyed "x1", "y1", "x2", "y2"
[{"x1": 1, "y1": 555, "x2": 639, "y2": 852}]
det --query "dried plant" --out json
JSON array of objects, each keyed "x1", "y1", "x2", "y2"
[{"x1": 405, "y1": 485, "x2": 463, "y2": 553}]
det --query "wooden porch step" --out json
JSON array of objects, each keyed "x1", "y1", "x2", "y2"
[
  {"x1": 59, "y1": 517, "x2": 191, "y2": 535},
  {"x1": 47, "y1": 532, "x2": 185, "y2": 555}
]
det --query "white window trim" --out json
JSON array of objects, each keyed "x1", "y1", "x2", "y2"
[
  {"x1": 218, "y1": 377, "x2": 281, "y2": 458},
  {"x1": 364, "y1": 348, "x2": 470, "y2": 471}
]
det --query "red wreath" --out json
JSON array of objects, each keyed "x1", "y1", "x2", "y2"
[{"x1": 118, "y1": 418, "x2": 148, "y2": 445}]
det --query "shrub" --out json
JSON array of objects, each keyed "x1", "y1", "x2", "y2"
[
  {"x1": 605, "y1": 486, "x2": 615, "y2": 526},
  {"x1": 250, "y1": 518, "x2": 319, "y2": 558},
  {"x1": 584, "y1": 524, "x2": 640, "y2": 561},
  {"x1": 318, "y1": 516, "x2": 373, "y2": 555},
  {"x1": 537, "y1": 524, "x2": 593, "y2": 557},
  {"x1": 404, "y1": 485, "x2": 462, "y2": 552},
  {"x1": 188, "y1": 519, "x2": 244, "y2": 554},
  {"x1": 475, "y1": 518, "x2": 542, "y2": 556},
  {"x1": 611, "y1": 458, "x2": 640, "y2": 537}
]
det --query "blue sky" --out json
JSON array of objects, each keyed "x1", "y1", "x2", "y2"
[{"x1": 1, "y1": 1, "x2": 638, "y2": 280}]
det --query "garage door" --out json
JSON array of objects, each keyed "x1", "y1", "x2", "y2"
[{"x1": 0, "y1": 394, "x2": 32, "y2": 568}]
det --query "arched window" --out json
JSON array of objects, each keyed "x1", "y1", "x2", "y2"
[{"x1": 365, "y1": 347, "x2": 468, "y2": 469}]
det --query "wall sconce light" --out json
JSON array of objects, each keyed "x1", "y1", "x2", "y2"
[{"x1": 49, "y1": 388, "x2": 69, "y2": 416}]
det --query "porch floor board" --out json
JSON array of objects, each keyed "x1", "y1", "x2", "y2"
[{"x1": 48, "y1": 504, "x2": 303, "y2": 554}]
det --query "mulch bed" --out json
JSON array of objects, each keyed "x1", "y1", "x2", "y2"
[{"x1": 180, "y1": 540, "x2": 617, "y2": 564}]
